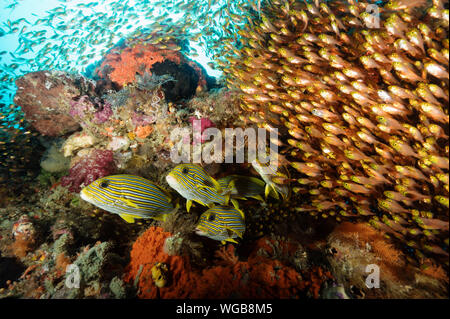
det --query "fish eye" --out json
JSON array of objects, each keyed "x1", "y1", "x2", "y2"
[
  {"x1": 208, "y1": 214, "x2": 215, "y2": 222},
  {"x1": 182, "y1": 167, "x2": 189, "y2": 174},
  {"x1": 100, "y1": 181, "x2": 109, "y2": 188}
]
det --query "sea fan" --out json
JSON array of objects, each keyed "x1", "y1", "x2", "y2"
[{"x1": 135, "y1": 71, "x2": 177, "y2": 91}]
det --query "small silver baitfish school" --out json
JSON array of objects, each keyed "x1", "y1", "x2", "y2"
[
  {"x1": 166, "y1": 164, "x2": 234, "y2": 212},
  {"x1": 195, "y1": 205, "x2": 245, "y2": 244},
  {"x1": 80, "y1": 174, "x2": 177, "y2": 223}
]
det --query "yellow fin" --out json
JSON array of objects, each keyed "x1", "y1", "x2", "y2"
[
  {"x1": 210, "y1": 176, "x2": 223, "y2": 193},
  {"x1": 225, "y1": 237, "x2": 239, "y2": 244},
  {"x1": 186, "y1": 200, "x2": 193, "y2": 212},
  {"x1": 224, "y1": 194, "x2": 230, "y2": 205},
  {"x1": 119, "y1": 214, "x2": 135, "y2": 223},
  {"x1": 152, "y1": 214, "x2": 167, "y2": 222},
  {"x1": 269, "y1": 184, "x2": 280, "y2": 200},
  {"x1": 236, "y1": 207, "x2": 245, "y2": 219},
  {"x1": 121, "y1": 197, "x2": 140, "y2": 208},
  {"x1": 264, "y1": 184, "x2": 270, "y2": 199},
  {"x1": 250, "y1": 194, "x2": 264, "y2": 201},
  {"x1": 231, "y1": 199, "x2": 240, "y2": 210},
  {"x1": 193, "y1": 198, "x2": 208, "y2": 207}
]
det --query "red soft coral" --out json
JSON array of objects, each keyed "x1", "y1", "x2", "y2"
[{"x1": 61, "y1": 149, "x2": 116, "y2": 192}]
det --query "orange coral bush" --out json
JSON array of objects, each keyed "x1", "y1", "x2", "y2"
[
  {"x1": 55, "y1": 252, "x2": 72, "y2": 277},
  {"x1": 124, "y1": 227, "x2": 329, "y2": 299},
  {"x1": 11, "y1": 234, "x2": 35, "y2": 258},
  {"x1": 331, "y1": 222, "x2": 404, "y2": 265},
  {"x1": 329, "y1": 222, "x2": 411, "y2": 285},
  {"x1": 420, "y1": 260, "x2": 449, "y2": 283},
  {"x1": 134, "y1": 125, "x2": 153, "y2": 139}
]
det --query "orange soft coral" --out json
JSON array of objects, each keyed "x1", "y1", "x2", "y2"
[
  {"x1": 134, "y1": 125, "x2": 153, "y2": 139},
  {"x1": 331, "y1": 222, "x2": 404, "y2": 266},
  {"x1": 124, "y1": 227, "x2": 329, "y2": 299},
  {"x1": 11, "y1": 234, "x2": 35, "y2": 258}
]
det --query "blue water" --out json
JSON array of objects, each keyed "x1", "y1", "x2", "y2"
[{"x1": 0, "y1": 0, "x2": 243, "y2": 121}]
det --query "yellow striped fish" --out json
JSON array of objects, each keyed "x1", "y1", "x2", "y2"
[
  {"x1": 195, "y1": 205, "x2": 245, "y2": 244},
  {"x1": 80, "y1": 174, "x2": 176, "y2": 223},
  {"x1": 166, "y1": 164, "x2": 232, "y2": 212},
  {"x1": 218, "y1": 175, "x2": 268, "y2": 202},
  {"x1": 251, "y1": 158, "x2": 290, "y2": 200}
]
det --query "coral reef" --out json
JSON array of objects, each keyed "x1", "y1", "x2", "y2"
[
  {"x1": 40, "y1": 140, "x2": 70, "y2": 173},
  {"x1": 2, "y1": 1, "x2": 447, "y2": 300},
  {"x1": 96, "y1": 43, "x2": 179, "y2": 86},
  {"x1": 61, "y1": 149, "x2": 116, "y2": 192},
  {"x1": 124, "y1": 226, "x2": 331, "y2": 299},
  {"x1": 327, "y1": 222, "x2": 448, "y2": 298},
  {"x1": 96, "y1": 41, "x2": 208, "y2": 102},
  {"x1": 189, "y1": 116, "x2": 216, "y2": 144},
  {"x1": 11, "y1": 215, "x2": 37, "y2": 259},
  {"x1": 13, "y1": 71, "x2": 94, "y2": 136}
]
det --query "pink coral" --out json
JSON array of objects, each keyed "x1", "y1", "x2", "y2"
[
  {"x1": 189, "y1": 117, "x2": 216, "y2": 144},
  {"x1": 61, "y1": 150, "x2": 116, "y2": 192},
  {"x1": 94, "y1": 102, "x2": 113, "y2": 124},
  {"x1": 69, "y1": 96, "x2": 95, "y2": 119},
  {"x1": 131, "y1": 111, "x2": 156, "y2": 126},
  {"x1": 69, "y1": 96, "x2": 113, "y2": 125}
]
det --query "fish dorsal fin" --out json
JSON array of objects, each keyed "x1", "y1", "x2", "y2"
[
  {"x1": 119, "y1": 214, "x2": 135, "y2": 223},
  {"x1": 210, "y1": 176, "x2": 223, "y2": 193},
  {"x1": 250, "y1": 176, "x2": 266, "y2": 187}
]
